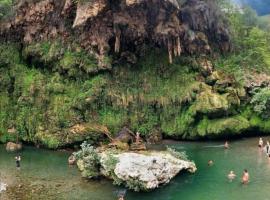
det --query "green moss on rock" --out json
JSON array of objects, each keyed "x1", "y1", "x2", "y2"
[{"x1": 197, "y1": 116, "x2": 250, "y2": 138}]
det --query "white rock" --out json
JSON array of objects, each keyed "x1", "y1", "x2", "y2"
[
  {"x1": 0, "y1": 182, "x2": 7, "y2": 193},
  {"x1": 101, "y1": 151, "x2": 196, "y2": 190}
]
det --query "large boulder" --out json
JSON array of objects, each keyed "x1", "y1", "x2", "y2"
[
  {"x1": 111, "y1": 152, "x2": 196, "y2": 191},
  {"x1": 75, "y1": 143, "x2": 196, "y2": 191},
  {"x1": 6, "y1": 142, "x2": 22, "y2": 152}
]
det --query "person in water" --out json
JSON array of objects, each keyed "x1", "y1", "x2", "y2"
[
  {"x1": 15, "y1": 155, "x2": 21, "y2": 169},
  {"x1": 242, "y1": 169, "x2": 249, "y2": 184},
  {"x1": 259, "y1": 138, "x2": 263, "y2": 148},
  {"x1": 266, "y1": 141, "x2": 270, "y2": 154},
  {"x1": 208, "y1": 160, "x2": 214, "y2": 166},
  {"x1": 224, "y1": 141, "x2": 229, "y2": 149},
  {"x1": 118, "y1": 195, "x2": 125, "y2": 200},
  {"x1": 227, "y1": 170, "x2": 236, "y2": 181}
]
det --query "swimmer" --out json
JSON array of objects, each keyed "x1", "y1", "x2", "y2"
[
  {"x1": 266, "y1": 141, "x2": 270, "y2": 154},
  {"x1": 15, "y1": 155, "x2": 21, "y2": 169},
  {"x1": 224, "y1": 141, "x2": 229, "y2": 149},
  {"x1": 227, "y1": 170, "x2": 236, "y2": 181},
  {"x1": 242, "y1": 169, "x2": 249, "y2": 184},
  {"x1": 259, "y1": 138, "x2": 263, "y2": 148},
  {"x1": 208, "y1": 160, "x2": 214, "y2": 166},
  {"x1": 118, "y1": 195, "x2": 124, "y2": 200}
]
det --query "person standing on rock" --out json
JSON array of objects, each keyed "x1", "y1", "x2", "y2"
[
  {"x1": 15, "y1": 155, "x2": 21, "y2": 169},
  {"x1": 136, "y1": 132, "x2": 141, "y2": 144}
]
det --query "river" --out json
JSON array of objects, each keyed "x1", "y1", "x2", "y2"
[{"x1": 1, "y1": 137, "x2": 270, "y2": 200}]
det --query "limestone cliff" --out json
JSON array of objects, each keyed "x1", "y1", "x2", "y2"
[
  {"x1": 1, "y1": 0, "x2": 230, "y2": 66},
  {"x1": 1, "y1": 0, "x2": 269, "y2": 149}
]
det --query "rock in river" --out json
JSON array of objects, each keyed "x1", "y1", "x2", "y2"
[
  {"x1": 74, "y1": 142, "x2": 196, "y2": 192},
  {"x1": 111, "y1": 151, "x2": 196, "y2": 191}
]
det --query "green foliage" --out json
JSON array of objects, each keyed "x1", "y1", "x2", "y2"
[
  {"x1": 251, "y1": 88, "x2": 270, "y2": 119},
  {"x1": 101, "y1": 150, "x2": 123, "y2": 185},
  {"x1": 73, "y1": 142, "x2": 101, "y2": 178},
  {"x1": 167, "y1": 147, "x2": 189, "y2": 161},
  {"x1": 196, "y1": 116, "x2": 250, "y2": 137},
  {"x1": 0, "y1": 0, "x2": 13, "y2": 20},
  {"x1": 0, "y1": 43, "x2": 20, "y2": 66},
  {"x1": 125, "y1": 179, "x2": 147, "y2": 192},
  {"x1": 23, "y1": 40, "x2": 99, "y2": 79}
]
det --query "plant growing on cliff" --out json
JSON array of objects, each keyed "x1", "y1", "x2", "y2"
[
  {"x1": 251, "y1": 88, "x2": 270, "y2": 119},
  {"x1": 0, "y1": 0, "x2": 13, "y2": 20},
  {"x1": 167, "y1": 147, "x2": 189, "y2": 161}
]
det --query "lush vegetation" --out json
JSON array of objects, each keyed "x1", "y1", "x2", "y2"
[{"x1": 0, "y1": 0, "x2": 270, "y2": 148}]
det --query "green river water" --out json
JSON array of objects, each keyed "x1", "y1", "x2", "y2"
[{"x1": 1, "y1": 137, "x2": 270, "y2": 200}]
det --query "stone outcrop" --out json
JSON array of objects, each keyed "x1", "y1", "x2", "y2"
[
  {"x1": 76, "y1": 147, "x2": 196, "y2": 191},
  {"x1": 111, "y1": 152, "x2": 196, "y2": 190},
  {"x1": 0, "y1": 0, "x2": 230, "y2": 66}
]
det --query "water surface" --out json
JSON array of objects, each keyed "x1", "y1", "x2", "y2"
[{"x1": 1, "y1": 137, "x2": 270, "y2": 200}]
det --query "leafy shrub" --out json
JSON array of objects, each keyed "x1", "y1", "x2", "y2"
[
  {"x1": 101, "y1": 151, "x2": 123, "y2": 185},
  {"x1": 251, "y1": 88, "x2": 270, "y2": 119},
  {"x1": 167, "y1": 147, "x2": 189, "y2": 161},
  {"x1": 73, "y1": 142, "x2": 101, "y2": 178}
]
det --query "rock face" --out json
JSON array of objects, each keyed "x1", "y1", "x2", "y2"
[
  {"x1": 112, "y1": 152, "x2": 196, "y2": 190},
  {"x1": 1, "y1": 0, "x2": 230, "y2": 66}
]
